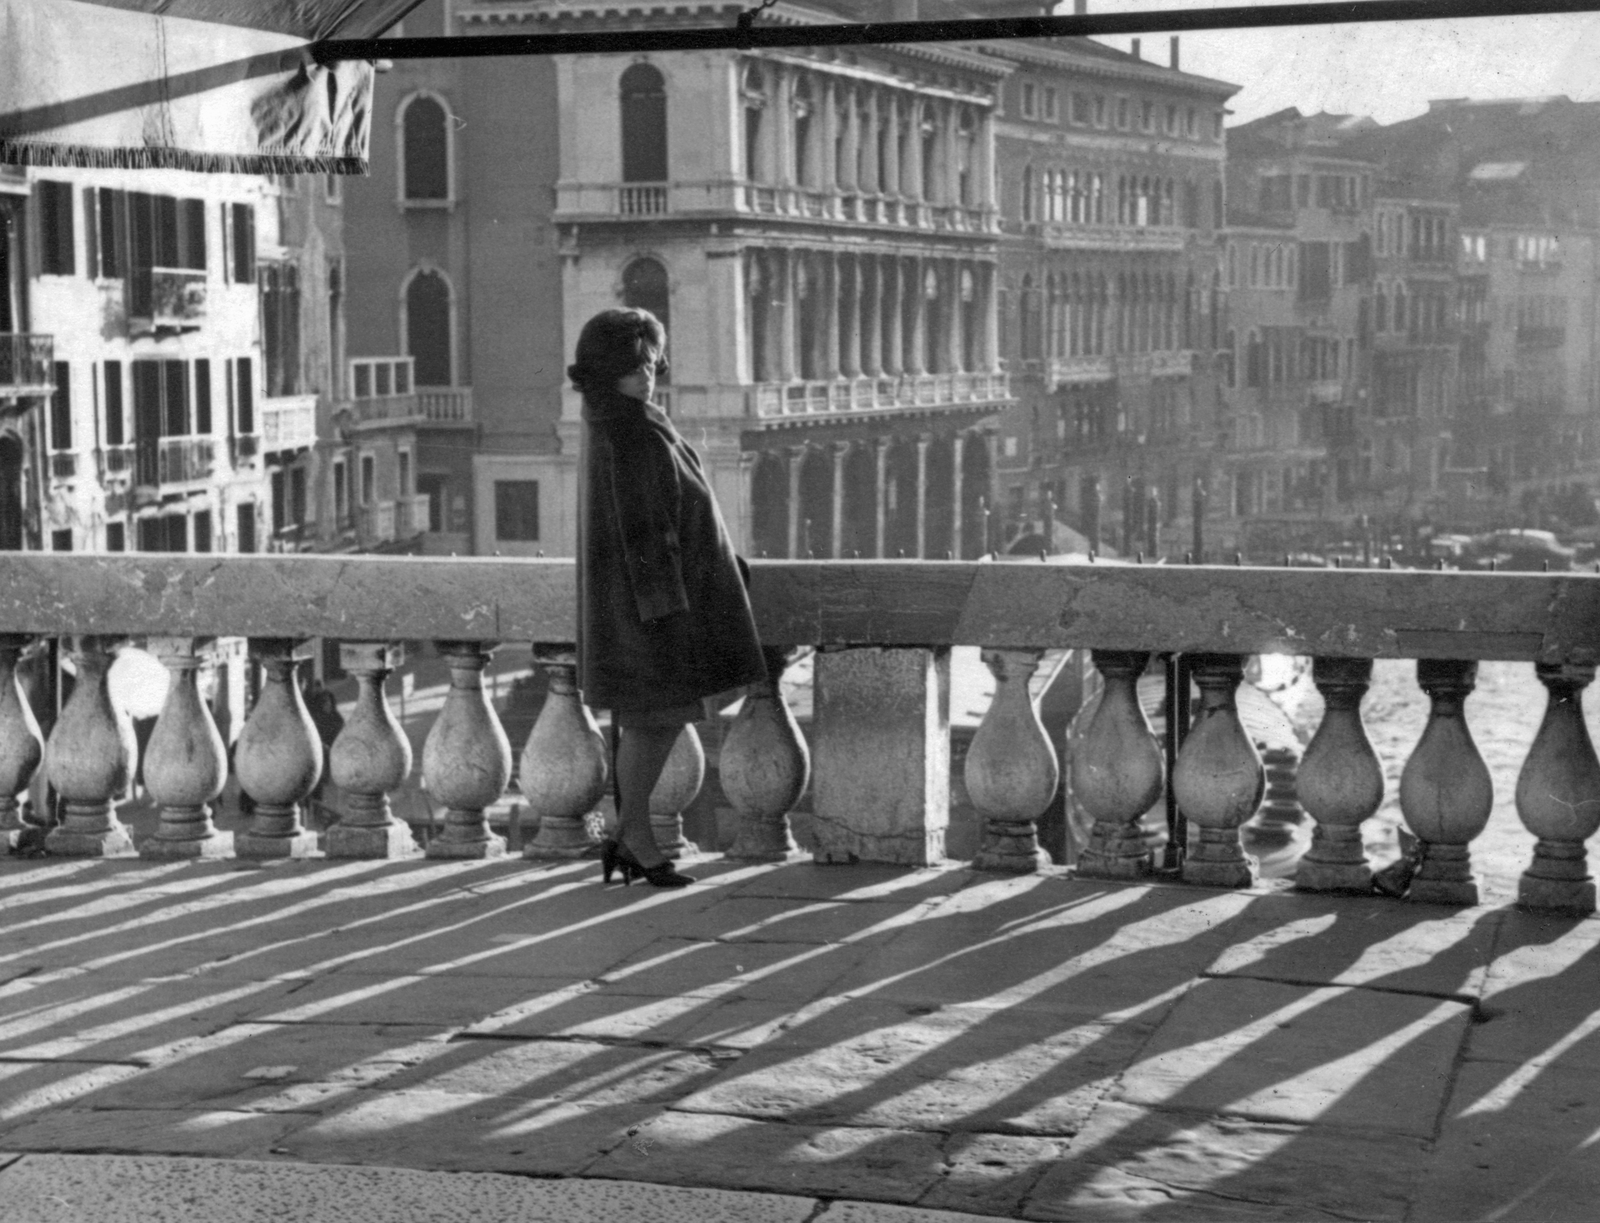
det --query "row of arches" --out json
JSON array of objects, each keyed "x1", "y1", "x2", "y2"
[
  {"x1": 1010, "y1": 266, "x2": 1219, "y2": 362},
  {"x1": 1020, "y1": 169, "x2": 1209, "y2": 231},
  {"x1": 742, "y1": 59, "x2": 992, "y2": 208},
  {"x1": 748, "y1": 431, "x2": 996, "y2": 560},
  {"x1": 745, "y1": 248, "x2": 997, "y2": 385}
]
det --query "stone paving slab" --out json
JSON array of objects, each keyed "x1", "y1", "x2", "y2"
[
  {"x1": 1020, "y1": 1099, "x2": 1423, "y2": 1222},
  {"x1": 0, "y1": 975, "x2": 303, "y2": 1063},
  {"x1": 1110, "y1": 976, "x2": 1472, "y2": 1137},
  {"x1": 1204, "y1": 892, "x2": 1503, "y2": 998},
  {"x1": 61, "y1": 1023, "x2": 455, "y2": 1114},
  {"x1": 233, "y1": 971, "x2": 560, "y2": 1029},
  {"x1": 673, "y1": 1004, "x2": 1149, "y2": 1136},
  {"x1": 1410, "y1": 1058, "x2": 1600, "y2": 1223},
  {"x1": 588, "y1": 1109, "x2": 949, "y2": 1202},
  {"x1": 462, "y1": 985, "x2": 809, "y2": 1048},
  {"x1": 272, "y1": 1089, "x2": 654, "y2": 1175},
  {"x1": 0, "y1": 1108, "x2": 303, "y2": 1158},
  {"x1": 0, "y1": 1154, "x2": 829, "y2": 1223},
  {"x1": 600, "y1": 935, "x2": 871, "y2": 1003}
]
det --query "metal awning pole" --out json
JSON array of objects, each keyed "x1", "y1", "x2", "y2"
[{"x1": 313, "y1": 0, "x2": 1600, "y2": 63}]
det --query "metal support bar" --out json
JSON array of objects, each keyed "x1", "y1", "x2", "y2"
[{"x1": 312, "y1": 0, "x2": 1600, "y2": 63}]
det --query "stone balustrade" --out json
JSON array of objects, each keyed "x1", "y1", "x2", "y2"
[{"x1": 0, "y1": 555, "x2": 1597, "y2": 917}]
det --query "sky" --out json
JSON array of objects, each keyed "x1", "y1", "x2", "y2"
[{"x1": 1061, "y1": 0, "x2": 1600, "y2": 125}]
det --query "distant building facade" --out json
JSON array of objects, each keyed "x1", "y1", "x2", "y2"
[{"x1": 988, "y1": 34, "x2": 1236, "y2": 557}]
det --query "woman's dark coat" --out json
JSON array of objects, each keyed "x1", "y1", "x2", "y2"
[{"x1": 577, "y1": 386, "x2": 766, "y2": 712}]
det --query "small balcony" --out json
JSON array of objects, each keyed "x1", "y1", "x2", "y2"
[
  {"x1": 356, "y1": 494, "x2": 431, "y2": 547},
  {"x1": 1045, "y1": 354, "x2": 1115, "y2": 387},
  {"x1": 0, "y1": 333, "x2": 54, "y2": 399},
  {"x1": 417, "y1": 386, "x2": 473, "y2": 425},
  {"x1": 748, "y1": 371, "x2": 1010, "y2": 420},
  {"x1": 128, "y1": 267, "x2": 206, "y2": 335},
  {"x1": 97, "y1": 444, "x2": 134, "y2": 479},
  {"x1": 48, "y1": 451, "x2": 76, "y2": 480},
  {"x1": 134, "y1": 437, "x2": 215, "y2": 488},
  {"x1": 260, "y1": 394, "x2": 318, "y2": 455}
]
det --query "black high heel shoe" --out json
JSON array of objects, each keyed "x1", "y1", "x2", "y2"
[
  {"x1": 599, "y1": 838, "x2": 635, "y2": 886},
  {"x1": 614, "y1": 841, "x2": 694, "y2": 889}
]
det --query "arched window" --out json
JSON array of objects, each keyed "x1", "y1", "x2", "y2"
[
  {"x1": 1020, "y1": 274, "x2": 1041, "y2": 361},
  {"x1": 399, "y1": 94, "x2": 450, "y2": 202},
  {"x1": 1091, "y1": 173, "x2": 1104, "y2": 224},
  {"x1": 742, "y1": 64, "x2": 766, "y2": 183},
  {"x1": 622, "y1": 258, "x2": 671, "y2": 381},
  {"x1": 405, "y1": 268, "x2": 452, "y2": 386},
  {"x1": 1020, "y1": 166, "x2": 1035, "y2": 222},
  {"x1": 793, "y1": 77, "x2": 815, "y2": 187},
  {"x1": 1375, "y1": 284, "x2": 1388, "y2": 332},
  {"x1": 620, "y1": 63, "x2": 668, "y2": 182}
]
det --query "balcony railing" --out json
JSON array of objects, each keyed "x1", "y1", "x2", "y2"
[
  {"x1": 358, "y1": 499, "x2": 397, "y2": 544},
  {"x1": 48, "y1": 452, "x2": 76, "y2": 480},
  {"x1": 417, "y1": 386, "x2": 473, "y2": 424},
  {"x1": 134, "y1": 437, "x2": 215, "y2": 487},
  {"x1": 97, "y1": 444, "x2": 133, "y2": 479},
  {"x1": 554, "y1": 179, "x2": 999, "y2": 233},
  {"x1": 1, "y1": 556, "x2": 1598, "y2": 920},
  {"x1": 231, "y1": 434, "x2": 259, "y2": 465},
  {"x1": 128, "y1": 267, "x2": 206, "y2": 334},
  {"x1": 618, "y1": 183, "x2": 669, "y2": 215},
  {"x1": 260, "y1": 394, "x2": 317, "y2": 454},
  {"x1": 1045, "y1": 355, "x2": 1115, "y2": 386},
  {"x1": 750, "y1": 371, "x2": 1011, "y2": 419},
  {"x1": 0, "y1": 334, "x2": 54, "y2": 397}
]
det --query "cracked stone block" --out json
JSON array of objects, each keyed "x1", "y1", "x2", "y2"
[
  {"x1": 586, "y1": 1110, "x2": 947, "y2": 1202},
  {"x1": 918, "y1": 1132, "x2": 1074, "y2": 1216},
  {"x1": 0, "y1": 1108, "x2": 302, "y2": 1159},
  {"x1": 1112, "y1": 977, "x2": 1472, "y2": 1137},
  {"x1": 1021, "y1": 1101, "x2": 1420, "y2": 1222},
  {"x1": 1205, "y1": 893, "x2": 1500, "y2": 999},
  {"x1": 278, "y1": 1090, "x2": 653, "y2": 1175},
  {"x1": 1411, "y1": 1059, "x2": 1600, "y2": 1223},
  {"x1": 597, "y1": 936, "x2": 868, "y2": 1003},
  {"x1": 674, "y1": 1006, "x2": 1147, "y2": 1135}
]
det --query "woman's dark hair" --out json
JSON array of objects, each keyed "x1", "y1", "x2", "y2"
[{"x1": 568, "y1": 308, "x2": 668, "y2": 394}]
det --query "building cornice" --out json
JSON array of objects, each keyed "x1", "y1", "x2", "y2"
[
  {"x1": 978, "y1": 38, "x2": 1238, "y2": 100},
  {"x1": 456, "y1": 0, "x2": 1010, "y2": 77}
]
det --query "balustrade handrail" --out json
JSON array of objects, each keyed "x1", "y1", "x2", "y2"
[{"x1": 0, "y1": 555, "x2": 1594, "y2": 664}]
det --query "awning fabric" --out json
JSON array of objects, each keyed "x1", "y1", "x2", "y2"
[{"x1": 1, "y1": 0, "x2": 419, "y2": 174}]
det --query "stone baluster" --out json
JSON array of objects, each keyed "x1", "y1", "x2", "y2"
[
  {"x1": 1514, "y1": 660, "x2": 1600, "y2": 915},
  {"x1": 970, "y1": 648, "x2": 1057, "y2": 872},
  {"x1": 725, "y1": 645, "x2": 810, "y2": 862},
  {"x1": 45, "y1": 636, "x2": 137, "y2": 856},
  {"x1": 235, "y1": 638, "x2": 322, "y2": 859},
  {"x1": 422, "y1": 641, "x2": 511, "y2": 859},
  {"x1": 1398, "y1": 659, "x2": 1493, "y2": 906},
  {"x1": 650, "y1": 721, "x2": 706, "y2": 859},
  {"x1": 1295, "y1": 656, "x2": 1383, "y2": 893},
  {"x1": 1174, "y1": 654, "x2": 1263, "y2": 888},
  {"x1": 519, "y1": 647, "x2": 607, "y2": 859},
  {"x1": 141, "y1": 637, "x2": 232, "y2": 860},
  {"x1": 1075, "y1": 650, "x2": 1164, "y2": 879},
  {"x1": 326, "y1": 643, "x2": 418, "y2": 859},
  {"x1": 0, "y1": 635, "x2": 44, "y2": 849}
]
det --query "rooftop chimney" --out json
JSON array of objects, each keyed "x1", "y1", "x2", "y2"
[
  {"x1": 1131, "y1": 37, "x2": 1140, "y2": 59},
  {"x1": 1170, "y1": 35, "x2": 1180, "y2": 70}
]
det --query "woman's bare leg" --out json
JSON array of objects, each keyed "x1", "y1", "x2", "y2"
[{"x1": 615, "y1": 724, "x2": 679, "y2": 869}]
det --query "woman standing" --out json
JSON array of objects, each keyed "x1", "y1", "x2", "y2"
[{"x1": 572, "y1": 308, "x2": 766, "y2": 887}]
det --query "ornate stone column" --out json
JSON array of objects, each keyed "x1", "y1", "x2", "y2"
[
  {"x1": 786, "y1": 443, "x2": 807, "y2": 559},
  {"x1": 778, "y1": 248, "x2": 797, "y2": 381},
  {"x1": 520, "y1": 648, "x2": 608, "y2": 859},
  {"x1": 141, "y1": 637, "x2": 231, "y2": 860},
  {"x1": 914, "y1": 433, "x2": 931, "y2": 559},
  {"x1": 874, "y1": 437, "x2": 889, "y2": 558},
  {"x1": 883, "y1": 92, "x2": 901, "y2": 197},
  {"x1": 0, "y1": 634, "x2": 43, "y2": 850},
  {"x1": 422, "y1": 641, "x2": 512, "y2": 859},
  {"x1": 951, "y1": 432, "x2": 966, "y2": 558},
  {"x1": 1515, "y1": 659, "x2": 1600, "y2": 915},
  {"x1": 824, "y1": 251, "x2": 842, "y2": 379},
  {"x1": 44, "y1": 636, "x2": 136, "y2": 857},
  {"x1": 326, "y1": 642, "x2": 418, "y2": 859},
  {"x1": 234, "y1": 638, "x2": 321, "y2": 859},
  {"x1": 830, "y1": 440, "x2": 848, "y2": 559}
]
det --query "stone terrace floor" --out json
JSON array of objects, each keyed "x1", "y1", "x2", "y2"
[{"x1": 0, "y1": 848, "x2": 1596, "y2": 1222}]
